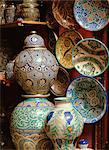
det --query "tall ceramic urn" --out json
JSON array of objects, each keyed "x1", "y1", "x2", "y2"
[{"x1": 6, "y1": 31, "x2": 59, "y2": 150}]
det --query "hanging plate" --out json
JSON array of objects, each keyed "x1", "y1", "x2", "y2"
[
  {"x1": 72, "y1": 38, "x2": 109, "y2": 77},
  {"x1": 56, "y1": 30, "x2": 83, "y2": 69},
  {"x1": 73, "y1": 0, "x2": 109, "y2": 31},
  {"x1": 52, "y1": 0, "x2": 79, "y2": 29},
  {"x1": 66, "y1": 76, "x2": 107, "y2": 123}
]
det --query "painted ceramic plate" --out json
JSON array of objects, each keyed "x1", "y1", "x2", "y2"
[
  {"x1": 50, "y1": 66, "x2": 70, "y2": 96},
  {"x1": 72, "y1": 38, "x2": 109, "y2": 77},
  {"x1": 56, "y1": 30, "x2": 83, "y2": 69},
  {"x1": 52, "y1": 0, "x2": 79, "y2": 29},
  {"x1": 66, "y1": 76, "x2": 107, "y2": 123},
  {"x1": 73, "y1": 0, "x2": 109, "y2": 31}
]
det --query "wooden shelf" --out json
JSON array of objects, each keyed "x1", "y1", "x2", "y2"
[{"x1": 0, "y1": 20, "x2": 49, "y2": 28}]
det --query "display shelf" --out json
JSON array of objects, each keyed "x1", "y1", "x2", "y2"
[{"x1": 0, "y1": 20, "x2": 49, "y2": 28}]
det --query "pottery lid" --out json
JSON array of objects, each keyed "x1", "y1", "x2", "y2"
[
  {"x1": 79, "y1": 139, "x2": 88, "y2": 144},
  {"x1": 23, "y1": 31, "x2": 45, "y2": 48}
]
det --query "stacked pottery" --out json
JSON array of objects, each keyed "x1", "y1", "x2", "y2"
[
  {"x1": 10, "y1": 97, "x2": 54, "y2": 150},
  {"x1": 0, "y1": 0, "x2": 5, "y2": 24},
  {"x1": 45, "y1": 97, "x2": 84, "y2": 150},
  {"x1": 6, "y1": 31, "x2": 59, "y2": 150},
  {"x1": 15, "y1": 0, "x2": 40, "y2": 21}
]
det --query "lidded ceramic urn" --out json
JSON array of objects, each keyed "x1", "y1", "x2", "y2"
[
  {"x1": 45, "y1": 97, "x2": 84, "y2": 150},
  {"x1": 6, "y1": 31, "x2": 59, "y2": 95}
]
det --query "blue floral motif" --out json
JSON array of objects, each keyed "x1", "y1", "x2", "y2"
[{"x1": 64, "y1": 112, "x2": 73, "y2": 125}]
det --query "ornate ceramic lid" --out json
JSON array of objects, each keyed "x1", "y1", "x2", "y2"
[{"x1": 23, "y1": 31, "x2": 45, "y2": 48}]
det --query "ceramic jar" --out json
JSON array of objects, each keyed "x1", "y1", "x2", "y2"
[
  {"x1": 79, "y1": 139, "x2": 89, "y2": 149},
  {"x1": 45, "y1": 97, "x2": 84, "y2": 150},
  {"x1": 6, "y1": 31, "x2": 59, "y2": 95},
  {"x1": 5, "y1": 3, "x2": 15, "y2": 23},
  {"x1": 15, "y1": 2, "x2": 40, "y2": 21},
  {"x1": 10, "y1": 97, "x2": 54, "y2": 150}
]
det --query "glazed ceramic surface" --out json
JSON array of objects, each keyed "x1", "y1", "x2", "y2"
[
  {"x1": 79, "y1": 139, "x2": 88, "y2": 149},
  {"x1": 6, "y1": 31, "x2": 59, "y2": 95},
  {"x1": 15, "y1": 2, "x2": 40, "y2": 21},
  {"x1": 72, "y1": 38, "x2": 109, "y2": 77},
  {"x1": 74, "y1": 0, "x2": 109, "y2": 31},
  {"x1": 52, "y1": 0, "x2": 79, "y2": 29},
  {"x1": 45, "y1": 97, "x2": 84, "y2": 150},
  {"x1": 56, "y1": 30, "x2": 83, "y2": 69},
  {"x1": 10, "y1": 97, "x2": 54, "y2": 150},
  {"x1": 50, "y1": 66, "x2": 70, "y2": 96},
  {"x1": 66, "y1": 76, "x2": 107, "y2": 123}
]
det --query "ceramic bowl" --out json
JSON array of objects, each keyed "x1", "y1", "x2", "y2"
[
  {"x1": 66, "y1": 76, "x2": 107, "y2": 123},
  {"x1": 72, "y1": 38, "x2": 109, "y2": 77},
  {"x1": 50, "y1": 66, "x2": 70, "y2": 96},
  {"x1": 55, "y1": 30, "x2": 83, "y2": 69},
  {"x1": 73, "y1": 0, "x2": 109, "y2": 31}
]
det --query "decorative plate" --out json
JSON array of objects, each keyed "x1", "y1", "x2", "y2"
[
  {"x1": 73, "y1": 0, "x2": 109, "y2": 31},
  {"x1": 52, "y1": 0, "x2": 79, "y2": 29},
  {"x1": 56, "y1": 30, "x2": 83, "y2": 69},
  {"x1": 72, "y1": 38, "x2": 109, "y2": 77},
  {"x1": 50, "y1": 66, "x2": 70, "y2": 96},
  {"x1": 66, "y1": 76, "x2": 107, "y2": 123}
]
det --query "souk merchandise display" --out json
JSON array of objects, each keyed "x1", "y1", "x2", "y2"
[{"x1": 5, "y1": 31, "x2": 59, "y2": 150}]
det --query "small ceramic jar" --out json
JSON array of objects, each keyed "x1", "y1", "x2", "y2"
[{"x1": 79, "y1": 139, "x2": 89, "y2": 149}]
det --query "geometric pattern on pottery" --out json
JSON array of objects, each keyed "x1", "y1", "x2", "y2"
[
  {"x1": 10, "y1": 129, "x2": 54, "y2": 150},
  {"x1": 55, "y1": 30, "x2": 83, "y2": 69},
  {"x1": 45, "y1": 105, "x2": 84, "y2": 141},
  {"x1": 66, "y1": 76, "x2": 107, "y2": 123},
  {"x1": 72, "y1": 38, "x2": 109, "y2": 77},
  {"x1": 74, "y1": 0, "x2": 109, "y2": 31},
  {"x1": 10, "y1": 98, "x2": 54, "y2": 149},
  {"x1": 14, "y1": 47, "x2": 59, "y2": 95}
]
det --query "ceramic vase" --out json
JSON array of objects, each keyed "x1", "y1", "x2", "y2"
[
  {"x1": 10, "y1": 96, "x2": 54, "y2": 150},
  {"x1": 6, "y1": 31, "x2": 59, "y2": 95},
  {"x1": 45, "y1": 97, "x2": 84, "y2": 150}
]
